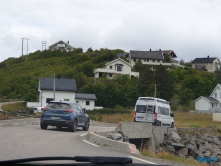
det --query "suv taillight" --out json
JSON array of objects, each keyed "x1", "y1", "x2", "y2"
[
  {"x1": 42, "y1": 107, "x2": 48, "y2": 111},
  {"x1": 64, "y1": 109, "x2": 73, "y2": 113},
  {"x1": 134, "y1": 111, "x2": 136, "y2": 117},
  {"x1": 154, "y1": 113, "x2": 158, "y2": 120}
]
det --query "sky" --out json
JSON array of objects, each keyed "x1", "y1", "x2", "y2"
[{"x1": 0, "y1": 0, "x2": 221, "y2": 62}]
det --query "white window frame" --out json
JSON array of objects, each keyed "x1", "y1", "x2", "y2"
[{"x1": 116, "y1": 65, "x2": 122, "y2": 71}]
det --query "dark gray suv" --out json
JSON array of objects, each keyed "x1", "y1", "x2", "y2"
[{"x1": 40, "y1": 101, "x2": 90, "y2": 132}]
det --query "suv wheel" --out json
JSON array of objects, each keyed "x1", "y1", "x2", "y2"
[
  {"x1": 70, "y1": 119, "x2": 77, "y2": 132},
  {"x1": 40, "y1": 124, "x2": 48, "y2": 129},
  {"x1": 82, "y1": 120, "x2": 89, "y2": 131}
]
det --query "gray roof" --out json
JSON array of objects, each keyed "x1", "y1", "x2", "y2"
[
  {"x1": 117, "y1": 53, "x2": 129, "y2": 58},
  {"x1": 203, "y1": 96, "x2": 219, "y2": 102},
  {"x1": 75, "y1": 93, "x2": 97, "y2": 100},
  {"x1": 40, "y1": 77, "x2": 77, "y2": 92},
  {"x1": 162, "y1": 50, "x2": 177, "y2": 58},
  {"x1": 130, "y1": 50, "x2": 164, "y2": 60},
  {"x1": 191, "y1": 57, "x2": 217, "y2": 63}
]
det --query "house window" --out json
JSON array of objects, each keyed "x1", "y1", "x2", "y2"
[
  {"x1": 144, "y1": 59, "x2": 146, "y2": 62},
  {"x1": 157, "y1": 60, "x2": 160, "y2": 62},
  {"x1": 76, "y1": 101, "x2": 79, "y2": 103},
  {"x1": 212, "y1": 103, "x2": 214, "y2": 107},
  {"x1": 133, "y1": 58, "x2": 136, "y2": 62},
  {"x1": 64, "y1": 99, "x2": 69, "y2": 101},
  {"x1": 215, "y1": 93, "x2": 217, "y2": 98},
  {"x1": 116, "y1": 65, "x2": 122, "y2": 71},
  {"x1": 86, "y1": 101, "x2": 90, "y2": 105},
  {"x1": 110, "y1": 66, "x2": 112, "y2": 69},
  {"x1": 147, "y1": 59, "x2": 149, "y2": 62},
  {"x1": 153, "y1": 59, "x2": 155, "y2": 62},
  {"x1": 109, "y1": 74, "x2": 112, "y2": 77},
  {"x1": 46, "y1": 98, "x2": 53, "y2": 103}
]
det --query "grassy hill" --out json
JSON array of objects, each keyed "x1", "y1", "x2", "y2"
[{"x1": 0, "y1": 48, "x2": 218, "y2": 110}]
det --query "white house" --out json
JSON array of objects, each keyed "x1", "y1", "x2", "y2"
[
  {"x1": 27, "y1": 77, "x2": 97, "y2": 110},
  {"x1": 191, "y1": 56, "x2": 220, "y2": 72},
  {"x1": 48, "y1": 40, "x2": 75, "y2": 51},
  {"x1": 75, "y1": 93, "x2": 97, "y2": 110},
  {"x1": 194, "y1": 84, "x2": 221, "y2": 113},
  {"x1": 93, "y1": 58, "x2": 139, "y2": 79},
  {"x1": 129, "y1": 50, "x2": 185, "y2": 70}
]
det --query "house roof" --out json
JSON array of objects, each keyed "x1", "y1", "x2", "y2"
[
  {"x1": 191, "y1": 57, "x2": 218, "y2": 63},
  {"x1": 40, "y1": 77, "x2": 77, "y2": 92},
  {"x1": 210, "y1": 84, "x2": 221, "y2": 97},
  {"x1": 75, "y1": 93, "x2": 97, "y2": 100},
  {"x1": 117, "y1": 53, "x2": 129, "y2": 58},
  {"x1": 194, "y1": 96, "x2": 219, "y2": 102},
  {"x1": 130, "y1": 50, "x2": 164, "y2": 60},
  {"x1": 48, "y1": 40, "x2": 75, "y2": 49},
  {"x1": 105, "y1": 58, "x2": 132, "y2": 67},
  {"x1": 161, "y1": 50, "x2": 177, "y2": 58}
]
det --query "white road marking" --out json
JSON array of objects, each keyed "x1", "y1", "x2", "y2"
[
  {"x1": 83, "y1": 140, "x2": 99, "y2": 147},
  {"x1": 128, "y1": 156, "x2": 156, "y2": 165},
  {"x1": 80, "y1": 133, "x2": 88, "y2": 137}
]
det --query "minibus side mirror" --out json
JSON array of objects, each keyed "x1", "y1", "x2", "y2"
[{"x1": 170, "y1": 113, "x2": 174, "y2": 117}]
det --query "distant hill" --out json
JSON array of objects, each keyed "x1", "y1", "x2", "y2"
[{"x1": 0, "y1": 48, "x2": 124, "y2": 102}]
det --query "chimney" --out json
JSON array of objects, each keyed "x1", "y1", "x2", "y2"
[
  {"x1": 67, "y1": 41, "x2": 69, "y2": 44},
  {"x1": 159, "y1": 49, "x2": 161, "y2": 51},
  {"x1": 207, "y1": 55, "x2": 209, "y2": 58},
  {"x1": 150, "y1": 49, "x2": 151, "y2": 52}
]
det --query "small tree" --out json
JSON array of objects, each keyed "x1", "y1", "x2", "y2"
[
  {"x1": 163, "y1": 54, "x2": 171, "y2": 63},
  {"x1": 86, "y1": 47, "x2": 93, "y2": 52},
  {"x1": 138, "y1": 65, "x2": 155, "y2": 97},
  {"x1": 133, "y1": 59, "x2": 143, "y2": 72},
  {"x1": 155, "y1": 65, "x2": 174, "y2": 101}
]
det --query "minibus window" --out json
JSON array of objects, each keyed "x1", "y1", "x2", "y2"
[
  {"x1": 136, "y1": 105, "x2": 146, "y2": 113},
  {"x1": 147, "y1": 105, "x2": 154, "y2": 113}
]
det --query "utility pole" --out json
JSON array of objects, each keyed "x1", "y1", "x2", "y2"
[
  {"x1": 53, "y1": 73, "x2": 56, "y2": 100},
  {"x1": 26, "y1": 38, "x2": 29, "y2": 62},
  {"x1": 41, "y1": 41, "x2": 47, "y2": 51},
  {"x1": 21, "y1": 38, "x2": 26, "y2": 56}
]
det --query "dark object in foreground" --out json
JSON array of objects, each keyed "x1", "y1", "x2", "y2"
[{"x1": 0, "y1": 156, "x2": 169, "y2": 166}]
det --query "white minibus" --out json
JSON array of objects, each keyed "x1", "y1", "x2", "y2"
[{"x1": 134, "y1": 97, "x2": 174, "y2": 128}]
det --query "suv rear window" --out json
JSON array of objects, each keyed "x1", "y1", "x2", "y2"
[
  {"x1": 136, "y1": 105, "x2": 146, "y2": 113},
  {"x1": 46, "y1": 103, "x2": 71, "y2": 109}
]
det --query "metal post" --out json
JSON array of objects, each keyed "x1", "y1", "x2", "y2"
[
  {"x1": 22, "y1": 38, "x2": 26, "y2": 56},
  {"x1": 26, "y1": 38, "x2": 29, "y2": 62},
  {"x1": 53, "y1": 73, "x2": 56, "y2": 100}
]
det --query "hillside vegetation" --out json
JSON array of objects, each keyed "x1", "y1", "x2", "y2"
[{"x1": 0, "y1": 48, "x2": 220, "y2": 110}]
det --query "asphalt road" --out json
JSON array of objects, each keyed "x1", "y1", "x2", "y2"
[{"x1": 0, "y1": 125, "x2": 160, "y2": 165}]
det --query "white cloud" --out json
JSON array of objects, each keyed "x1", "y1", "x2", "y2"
[{"x1": 0, "y1": 0, "x2": 221, "y2": 62}]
